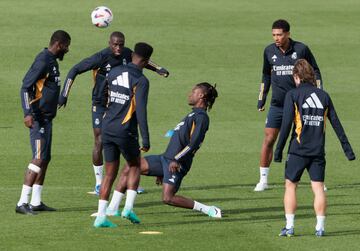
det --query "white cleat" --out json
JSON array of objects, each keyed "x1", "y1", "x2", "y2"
[
  {"x1": 254, "y1": 182, "x2": 269, "y2": 191},
  {"x1": 208, "y1": 206, "x2": 222, "y2": 218},
  {"x1": 324, "y1": 185, "x2": 328, "y2": 192}
]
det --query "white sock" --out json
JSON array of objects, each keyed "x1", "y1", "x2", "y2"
[
  {"x1": 316, "y1": 215, "x2": 326, "y2": 231},
  {"x1": 97, "y1": 200, "x2": 108, "y2": 217},
  {"x1": 17, "y1": 185, "x2": 32, "y2": 206},
  {"x1": 285, "y1": 214, "x2": 295, "y2": 229},
  {"x1": 108, "y1": 190, "x2": 125, "y2": 211},
  {"x1": 93, "y1": 165, "x2": 103, "y2": 186},
  {"x1": 30, "y1": 184, "x2": 43, "y2": 206},
  {"x1": 259, "y1": 167, "x2": 269, "y2": 184},
  {"x1": 193, "y1": 201, "x2": 211, "y2": 215},
  {"x1": 124, "y1": 190, "x2": 137, "y2": 211}
]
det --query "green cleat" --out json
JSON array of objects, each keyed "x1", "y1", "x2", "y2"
[
  {"x1": 121, "y1": 209, "x2": 141, "y2": 224},
  {"x1": 93, "y1": 216, "x2": 117, "y2": 228}
]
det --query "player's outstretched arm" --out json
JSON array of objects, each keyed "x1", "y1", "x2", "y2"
[
  {"x1": 59, "y1": 53, "x2": 104, "y2": 109},
  {"x1": 146, "y1": 60, "x2": 169, "y2": 78},
  {"x1": 327, "y1": 97, "x2": 355, "y2": 160}
]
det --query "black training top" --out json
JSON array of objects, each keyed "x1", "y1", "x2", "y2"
[
  {"x1": 274, "y1": 82, "x2": 355, "y2": 161},
  {"x1": 258, "y1": 39, "x2": 322, "y2": 108},
  {"x1": 163, "y1": 107, "x2": 209, "y2": 173},
  {"x1": 60, "y1": 47, "x2": 132, "y2": 106},
  {"x1": 102, "y1": 63, "x2": 150, "y2": 148},
  {"x1": 20, "y1": 48, "x2": 61, "y2": 120}
]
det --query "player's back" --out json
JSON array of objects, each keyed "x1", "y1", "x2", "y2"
[
  {"x1": 287, "y1": 83, "x2": 330, "y2": 156},
  {"x1": 102, "y1": 63, "x2": 149, "y2": 139}
]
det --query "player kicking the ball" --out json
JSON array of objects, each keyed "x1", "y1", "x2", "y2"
[{"x1": 102, "y1": 82, "x2": 221, "y2": 223}]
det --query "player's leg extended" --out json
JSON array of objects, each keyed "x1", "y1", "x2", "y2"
[
  {"x1": 279, "y1": 179, "x2": 297, "y2": 237},
  {"x1": 254, "y1": 127, "x2": 279, "y2": 191},
  {"x1": 311, "y1": 181, "x2": 326, "y2": 236},
  {"x1": 162, "y1": 184, "x2": 221, "y2": 218}
]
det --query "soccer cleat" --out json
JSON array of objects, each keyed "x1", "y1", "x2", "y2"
[
  {"x1": 315, "y1": 230, "x2": 325, "y2": 237},
  {"x1": 15, "y1": 203, "x2": 38, "y2": 215},
  {"x1": 323, "y1": 185, "x2": 328, "y2": 192},
  {"x1": 93, "y1": 216, "x2": 117, "y2": 228},
  {"x1": 279, "y1": 227, "x2": 295, "y2": 237},
  {"x1": 29, "y1": 202, "x2": 56, "y2": 211},
  {"x1": 106, "y1": 208, "x2": 121, "y2": 217},
  {"x1": 137, "y1": 187, "x2": 145, "y2": 194},
  {"x1": 121, "y1": 209, "x2": 141, "y2": 224},
  {"x1": 208, "y1": 206, "x2": 222, "y2": 218},
  {"x1": 254, "y1": 182, "x2": 269, "y2": 191}
]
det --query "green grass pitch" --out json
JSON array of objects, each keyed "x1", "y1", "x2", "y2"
[{"x1": 0, "y1": 0, "x2": 359, "y2": 250}]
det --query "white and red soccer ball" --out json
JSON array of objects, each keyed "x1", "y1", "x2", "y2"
[{"x1": 91, "y1": 6, "x2": 113, "y2": 28}]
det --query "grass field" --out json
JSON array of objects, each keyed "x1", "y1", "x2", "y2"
[{"x1": 0, "y1": 0, "x2": 359, "y2": 250}]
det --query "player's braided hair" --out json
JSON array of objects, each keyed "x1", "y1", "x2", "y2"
[{"x1": 196, "y1": 82, "x2": 218, "y2": 111}]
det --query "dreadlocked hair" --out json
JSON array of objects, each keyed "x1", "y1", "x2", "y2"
[{"x1": 196, "y1": 82, "x2": 218, "y2": 111}]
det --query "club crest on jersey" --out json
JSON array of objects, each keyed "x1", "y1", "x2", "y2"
[
  {"x1": 272, "y1": 55, "x2": 277, "y2": 62},
  {"x1": 123, "y1": 59, "x2": 127, "y2": 65},
  {"x1": 53, "y1": 66, "x2": 57, "y2": 74},
  {"x1": 105, "y1": 64, "x2": 111, "y2": 72},
  {"x1": 291, "y1": 52, "x2": 297, "y2": 60}
]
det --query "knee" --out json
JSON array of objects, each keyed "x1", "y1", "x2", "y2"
[
  {"x1": 162, "y1": 194, "x2": 173, "y2": 205},
  {"x1": 263, "y1": 135, "x2": 276, "y2": 147}
]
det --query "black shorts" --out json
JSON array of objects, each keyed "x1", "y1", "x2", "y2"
[
  {"x1": 265, "y1": 105, "x2": 283, "y2": 129},
  {"x1": 102, "y1": 135, "x2": 140, "y2": 162},
  {"x1": 145, "y1": 155, "x2": 185, "y2": 193},
  {"x1": 92, "y1": 104, "x2": 106, "y2": 129},
  {"x1": 30, "y1": 119, "x2": 52, "y2": 161},
  {"x1": 285, "y1": 154, "x2": 326, "y2": 182}
]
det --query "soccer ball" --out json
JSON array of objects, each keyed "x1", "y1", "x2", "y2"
[{"x1": 91, "y1": 6, "x2": 113, "y2": 28}]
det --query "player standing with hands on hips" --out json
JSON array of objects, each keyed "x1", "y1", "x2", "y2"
[
  {"x1": 94, "y1": 42, "x2": 153, "y2": 228},
  {"x1": 255, "y1": 19, "x2": 323, "y2": 191},
  {"x1": 16, "y1": 30, "x2": 71, "y2": 215},
  {"x1": 274, "y1": 59, "x2": 355, "y2": 237}
]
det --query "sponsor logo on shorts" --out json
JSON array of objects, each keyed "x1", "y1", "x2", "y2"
[
  {"x1": 39, "y1": 127, "x2": 45, "y2": 134},
  {"x1": 169, "y1": 175, "x2": 176, "y2": 183},
  {"x1": 95, "y1": 118, "x2": 100, "y2": 125}
]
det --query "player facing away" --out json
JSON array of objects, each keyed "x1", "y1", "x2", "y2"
[
  {"x1": 104, "y1": 82, "x2": 221, "y2": 221},
  {"x1": 58, "y1": 32, "x2": 169, "y2": 195},
  {"x1": 255, "y1": 19, "x2": 323, "y2": 191},
  {"x1": 17, "y1": 30, "x2": 71, "y2": 215},
  {"x1": 274, "y1": 59, "x2": 355, "y2": 237},
  {"x1": 93, "y1": 42, "x2": 153, "y2": 228}
]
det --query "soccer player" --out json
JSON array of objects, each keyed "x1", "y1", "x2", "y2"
[
  {"x1": 16, "y1": 30, "x2": 71, "y2": 215},
  {"x1": 254, "y1": 19, "x2": 323, "y2": 191},
  {"x1": 58, "y1": 32, "x2": 169, "y2": 195},
  {"x1": 274, "y1": 59, "x2": 355, "y2": 237},
  {"x1": 105, "y1": 82, "x2": 221, "y2": 220},
  {"x1": 93, "y1": 42, "x2": 153, "y2": 228}
]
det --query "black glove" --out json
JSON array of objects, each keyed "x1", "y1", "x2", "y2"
[
  {"x1": 58, "y1": 95, "x2": 68, "y2": 109},
  {"x1": 274, "y1": 149, "x2": 282, "y2": 162},
  {"x1": 257, "y1": 99, "x2": 266, "y2": 111},
  {"x1": 346, "y1": 151, "x2": 356, "y2": 161},
  {"x1": 156, "y1": 67, "x2": 169, "y2": 78}
]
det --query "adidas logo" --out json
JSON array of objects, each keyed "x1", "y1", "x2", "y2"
[{"x1": 302, "y1": 93, "x2": 323, "y2": 109}]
